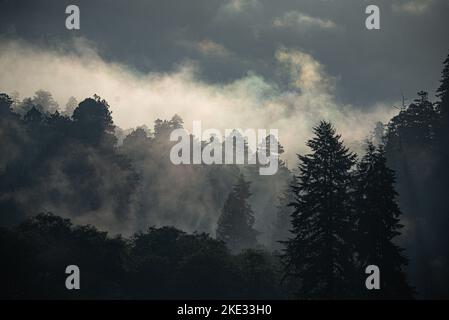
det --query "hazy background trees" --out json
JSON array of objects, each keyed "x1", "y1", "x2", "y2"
[{"x1": 216, "y1": 174, "x2": 258, "y2": 252}]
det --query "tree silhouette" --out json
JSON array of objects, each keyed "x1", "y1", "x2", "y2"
[
  {"x1": 282, "y1": 121, "x2": 357, "y2": 299},
  {"x1": 0, "y1": 94, "x2": 29, "y2": 224},
  {"x1": 0, "y1": 212, "x2": 127, "y2": 299},
  {"x1": 355, "y1": 143, "x2": 414, "y2": 299},
  {"x1": 216, "y1": 174, "x2": 258, "y2": 252},
  {"x1": 0, "y1": 93, "x2": 14, "y2": 116},
  {"x1": 72, "y1": 95, "x2": 116, "y2": 147},
  {"x1": 436, "y1": 54, "x2": 449, "y2": 132}
]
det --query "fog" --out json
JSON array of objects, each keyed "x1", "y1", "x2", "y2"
[{"x1": 0, "y1": 38, "x2": 397, "y2": 166}]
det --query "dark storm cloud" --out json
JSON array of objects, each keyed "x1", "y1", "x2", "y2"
[{"x1": 0, "y1": 0, "x2": 448, "y2": 107}]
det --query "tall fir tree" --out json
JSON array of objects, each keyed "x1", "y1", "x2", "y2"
[
  {"x1": 355, "y1": 143, "x2": 414, "y2": 299},
  {"x1": 282, "y1": 121, "x2": 357, "y2": 299},
  {"x1": 216, "y1": 174, "x2": 258, "y2": 252},
  {"x1": 436, "y1": 54, "x2": 449, "y2": 134}
]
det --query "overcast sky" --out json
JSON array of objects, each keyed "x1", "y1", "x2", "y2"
[{"x1": 1, "y1": 0, "x2": 448, "y2": 163}]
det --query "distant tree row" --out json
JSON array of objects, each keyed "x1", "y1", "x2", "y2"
[
  {"x1": 0, "y1": 94, "x2": 138, "y2": 229},
  {"x1": 0, "y1": 91, "x2": 290, "y2": 243}
]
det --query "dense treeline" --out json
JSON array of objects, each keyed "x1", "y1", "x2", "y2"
[
  {"x1": 0, "y1": 94, "x2": 139, "y2": 232},
  {"x1": 382, "y1": 56, "x2": 449, "y2": 298},
  {"x1": 0, "y1": 53, "x2": 448, "y2": 299}
]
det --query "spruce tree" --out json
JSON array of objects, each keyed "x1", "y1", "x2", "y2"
[
  {"x1": 282, "y1": 121, "x2": 357, "y2": 299},
  {"x1": 355, "y1": 143, "x2": 414, "y2": 299},
  {"x1": 216, "y1": 174, "x2": 258, "y2": 252},
  {"x1": 436, "y1": 54, "x2": 449, "y2": 131}
]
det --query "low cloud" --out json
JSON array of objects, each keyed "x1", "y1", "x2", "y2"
[
  {"x1": 221, "y1": 0, "x2": 260, "y2": 14},
  {"x1": 0, "y1": 38, "x2": 396, "y2": 166},
  {"x1": 178, "y1": 39, "x2": 233, "y2": 59},
  {"x1": 197, "y1": 40, "x2": 232, "y2": 58},
  {"x1": 273, "y1": 11, "x2": 336, "y2": 30},
  {"x1": 392, "y1": 0, "x2": 433, "y2": 15}
]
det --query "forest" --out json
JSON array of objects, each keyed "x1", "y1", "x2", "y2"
[{"x1": 0, "y1": 53, "x2": 448, "y2": 300}]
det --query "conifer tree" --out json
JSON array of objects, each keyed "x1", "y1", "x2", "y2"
[
  {"x1": 355, "y1": 143, "x2": 414, "y2": 299},
  {"x1": 436, "y1": 54, "x2": 449, "y2": 132},
  {"x1": 216, "y1": 174, "x2": 258, "y2": 252},
  {"x1": 282, "y1": 121, "x2": 357, "y2": 299}
]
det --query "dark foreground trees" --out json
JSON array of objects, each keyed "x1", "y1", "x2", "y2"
[
  {"x1": 355, "y1": 143, "x2": 414, "y2": 299},
  {"x1": 0, "y1": 212, "x2": 285, "y2": 299},
  {"x1": 282, "y1": 122, "x2": 413, "y2": 299},
  {"x1": 282, "y1": 121, "x2": 357, "y2": 299}
]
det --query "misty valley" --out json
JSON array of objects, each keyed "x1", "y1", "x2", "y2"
[{"x1": 0, "y1": 43, "x2": 448, "y2": 299}]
